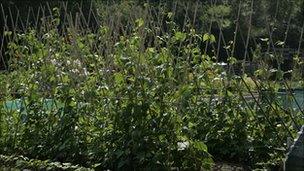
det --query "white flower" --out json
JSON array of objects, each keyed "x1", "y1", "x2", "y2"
[
  {"x1": 83, "y1": 68, "x2": 88, "y2": 76},
  {"x1": 177, "y1": 141, "x2": 189, "y2": 151},
  {"x1": 74, "y1": 59, "x2": 81, "y2": 66}
]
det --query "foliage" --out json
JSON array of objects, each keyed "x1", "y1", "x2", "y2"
[
  {"x1": 0, "y1": 154, "x2": 93, "y2": 171},
  {"x1": 0, "y1": 1, "x2": 303, "y2": 170},
  {"x1": 0, "y1": 13, "x2": 214, "y2": 170}
]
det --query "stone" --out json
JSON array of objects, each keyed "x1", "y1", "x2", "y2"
[{"x1": 285, "y1": 126, "x2": 304, "y2": 171}]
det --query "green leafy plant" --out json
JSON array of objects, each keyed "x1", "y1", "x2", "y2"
[{"x1": 0, "y1": 2, "x2": 303, "y2": 170}]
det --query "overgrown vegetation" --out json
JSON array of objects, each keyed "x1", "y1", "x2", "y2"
[{"x1": 0, "y1": 0, "x2": 304, "y2": 170}]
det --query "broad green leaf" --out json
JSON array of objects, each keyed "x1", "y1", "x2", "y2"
[
  {"x1": 203, "y1": 33, "x2": 210, "y2": 42},
  {"x1": 175, "y1": 31, "x2": 186, "y2": 42},
  {"x1": 136, "y1": 18, "x2": 144, "y2": 27},
  {"x1": 192, "y1": 141, "x2": 208, "y2": 152},
  {"x1": 209, "y1": 34, "x2": 216, "y2": 43}
]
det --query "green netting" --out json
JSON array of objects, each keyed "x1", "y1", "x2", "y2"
[
  {"x1": 278, "y1": 89, "x2": 304, "y2": 111},
  {"x1": 3, "y1": 99, "x2": 62, "y2": 111}
]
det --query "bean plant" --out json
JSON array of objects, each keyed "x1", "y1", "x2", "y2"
[{"x1": 0, "y1": 6, "x2": 303, "y2": 170}]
